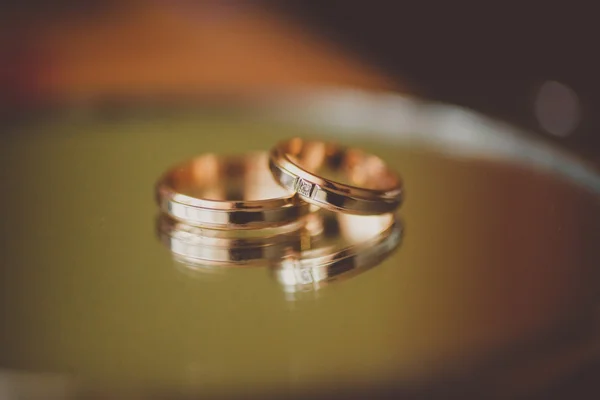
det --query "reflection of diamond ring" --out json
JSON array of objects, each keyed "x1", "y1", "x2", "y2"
[
  {"x1": 155, "y1": 152, "x2": 310, "y2": 229},
  {"x1": 271, "y1": 211, "x2": 403, "y2": 296},
  {"x1": 269, "y1": 138, "x2": 403, "y2": 215}
]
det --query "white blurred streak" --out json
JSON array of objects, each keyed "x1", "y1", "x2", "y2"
[{"x1": 260, "y1": 87, "x2": 600, "y2": 195}]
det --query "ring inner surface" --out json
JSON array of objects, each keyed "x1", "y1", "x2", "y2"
[
  {"x1": 167, "y1": 153, "x2": 291, "y2": 201},
  {"x1": 307, "y1": 211, "x2": 396, "y2": 251},
  {"x1": 283, "y1": 139, "x2": 399, "y2": 191}
]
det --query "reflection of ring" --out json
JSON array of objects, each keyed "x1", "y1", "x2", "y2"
[
  {"x1": 269, "y1": 138, "x2": 403, "y2": 215},
  {"x1": 271, "y1": 212, "x2": 402, "y2": 294},
  {"x1": 156, "y1": 213, "x2": 322, "y2": 267},
  {"x1": 156, "y1": 152, "x2": 310, "y2": 229}
]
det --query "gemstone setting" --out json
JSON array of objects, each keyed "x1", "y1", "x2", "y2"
[{"x1": 297, "y1": 179, "x2": 313, "y2": 197}]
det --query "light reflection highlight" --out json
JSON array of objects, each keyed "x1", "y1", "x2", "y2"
[
  {"x1": 534, "y1": 80, "x2": 581, "y2": 137},
  {"x1": 156, "y1": 210, "x2": 402, "y2": 295}
]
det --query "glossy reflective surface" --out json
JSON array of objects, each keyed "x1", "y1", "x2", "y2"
[
  {"x1": 1, "y1": 93, "x2": 599, "y2": 399},
  {"x1": 271, "y1": 212, "x2": 402, "y2": 300}
]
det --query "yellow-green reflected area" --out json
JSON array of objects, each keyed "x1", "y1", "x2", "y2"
[{"x1": 1, "y1": 113, "x2": 599, "y2": 397}]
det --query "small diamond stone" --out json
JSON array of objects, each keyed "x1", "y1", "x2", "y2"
[{"x1": 297, "y1": 179, "x2": 313, "y2": 197}]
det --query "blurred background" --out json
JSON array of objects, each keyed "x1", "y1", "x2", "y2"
[
  {"x1": 1, "y1": 1, "x2": 600, "y2": 399},
  {"x1": 2, "y1": 0, "x2": 598, "y2": 163}
]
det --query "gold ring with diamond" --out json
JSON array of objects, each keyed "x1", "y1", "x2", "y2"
[{"x1": 269, "y1": 138, "x2": 403, "y2": 215}]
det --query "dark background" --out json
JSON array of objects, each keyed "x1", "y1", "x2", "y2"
[
  {"x1": 270, "y1": 1, "x2": 600, "y2": 162},
  {"x1": 3, "y1": 2, "x2": 599, "y2": 160}
]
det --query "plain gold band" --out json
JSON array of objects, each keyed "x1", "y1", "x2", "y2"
[
  {"x1": 269, "y1": 138, "x2": 403, "y2": 215},
  {"x1": 155, "y1": 152, "x2": 311, "y2": 229}
]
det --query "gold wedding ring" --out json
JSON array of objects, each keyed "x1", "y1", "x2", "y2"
[
  {"x1": 155, "y1": 138, "x2": 404, "y2": 286},
  {"x1": 269, "y1": 138, "x2": 403, "y2": 215},
  {"x1": 156, "y1": 152, "x2": 310, "y2": 229}
]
